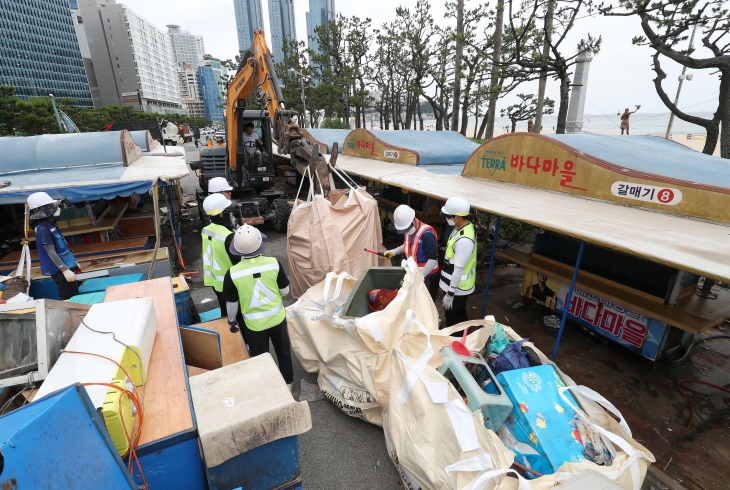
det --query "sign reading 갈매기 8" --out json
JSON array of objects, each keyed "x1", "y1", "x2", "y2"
[{"x1": 611, "y1": 181, "x2": 682, "y2": 206}]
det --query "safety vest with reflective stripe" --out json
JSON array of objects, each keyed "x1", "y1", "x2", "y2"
[
  {"x1": 403, "y1": 220, "x2": 439, "y2": 276},
  {"x1": 441, "y1": 222, "x2": 477, "y2": 293},
  {"x1": 201, "y1": 223, "x2": 233, "y2": 292},
  {"x1": 230, "y1": 256, "x2": 285, "y2": 331}
]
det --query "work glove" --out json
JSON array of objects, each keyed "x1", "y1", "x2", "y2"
[
  {"x1": 442, "y1": 291, "x2": 454, "y2": 311},
  {"x1": 62, "y1": 268, "x2": 77, "y2": 282},
  {"x1": 228, "y1": 320, "x2": 240, "y2": 333},
  {"x1": 382, "y1": 250, "x2": 395, "y2": 260}
]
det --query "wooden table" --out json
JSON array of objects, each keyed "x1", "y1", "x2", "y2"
[
  {"x1": 104, "y1": 277, "x2": 193, "y2": 446},
  {"x1": 0, "y1": 238, "x2": 148, "y2": 270},
  {"x1": 499, "y1": 248, "x2": 730, "y2": 334},
  {"x1": 27, "y1": 203, "x2": 128, "y2": 241}
]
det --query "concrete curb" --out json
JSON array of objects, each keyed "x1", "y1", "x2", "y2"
[{"x1": 645, "y1": 465, "x2": 687, "y2": 490}]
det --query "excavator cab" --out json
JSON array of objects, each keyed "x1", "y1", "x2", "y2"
[{"x1": 234, "y1": 110, "x2": 274, "y2": 190}]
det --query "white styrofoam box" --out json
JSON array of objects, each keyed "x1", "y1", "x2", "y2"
[{"x1": 34, "y1": 298, "x2": 157, "y2": 407}]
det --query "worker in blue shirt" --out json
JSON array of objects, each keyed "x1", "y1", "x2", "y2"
[{"x1": 27, "y1": 192, "x2": 80, "y2": 300}]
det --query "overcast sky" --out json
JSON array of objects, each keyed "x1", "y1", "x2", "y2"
[{"x1": 120, "y1": 0, "x2": 720, "y2": 116}]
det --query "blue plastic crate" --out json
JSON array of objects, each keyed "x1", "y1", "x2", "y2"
[
  {"x1": 496, "y1": 365, "x2": 586, "y2": 476},
  {"x1": 199, "y1": 308, "x2": 223, "y2": 323}
]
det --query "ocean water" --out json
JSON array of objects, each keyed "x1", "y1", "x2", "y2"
[{"x1": 421, "y1": 112, "x2": 716, "y2": 137}]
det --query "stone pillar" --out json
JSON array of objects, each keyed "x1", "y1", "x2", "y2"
[{"x1": 565, "y1": 52, "x2": 593, "y2": 133}]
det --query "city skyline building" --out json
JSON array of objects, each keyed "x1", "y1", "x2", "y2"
[
  {"x1": 177, "y1": 62, "x2": 205, "y2": 118},
  {"x1": 0, "y1": 0, "x2": 93, "y2": 106},
  {"x1": 305, "y1": 0, "x2": 335, "y2": 59},
  {"x1": 268, "y1": 0, "x2": 296, "y2": 62},
  {"x1": 167, "y1": 24, "x2": 205, "y2": 69},
  {"x1": 77, "y1": 0, "x2": 182, "y2": 113},
  {"x1": 197, "y1": 61, "x2": 224, "y2": 123},
  {"x1": 233, "y1": 0, "x2": 264, "y2": 53}
]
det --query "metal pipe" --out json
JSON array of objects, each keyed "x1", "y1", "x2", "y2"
[
  {"x1": 480, "y1": 216, "x2": 501, "y2": 318},
  {"x1": 666, "y1": 23, "x2": 698, "y2": 139},
  {"x1": 148, "y1": 183, "x2": 160, "y2": 280},
  {"x1": 551, "y1": 240, "x2": 585, "y2": 360}
]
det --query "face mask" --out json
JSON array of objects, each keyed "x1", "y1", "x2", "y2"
[
  {"x1": 446, "y1": 218, "x2": 455, "y2": 226},
  {"x1": 53, "y1": 207, "x2": 61, "y2": 217},
  {"x1": 406, "y1": 226, "x2": 416, "y2": 236}
]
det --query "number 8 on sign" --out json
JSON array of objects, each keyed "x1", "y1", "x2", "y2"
[{"x1": 657, "y1": 189, "x2": 674, "y2": 203}]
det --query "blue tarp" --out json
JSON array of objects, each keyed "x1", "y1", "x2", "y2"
[
  {"x1": 303, "y1": 128, "x2": 349, "y2": 153},
  {"x1": 0, "y1": 131, "x2": 127, "y2": 172},
  {"x1": 129, "y1": 130, "x2": 151, "y2": 151},
  {"x1": 0, "y1": 181, "x2": 152, "y2": 205},
  {"x1": 547, "y1": 134, "x2": 730, "y2": 189},
  {"x1": 368, "y1": 130, "x2": 479, "y2": 165}
]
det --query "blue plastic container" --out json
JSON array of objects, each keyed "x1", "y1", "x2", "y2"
[
  {"x1": 78, "y1": 273, "x2": 145, "y2": 293},
  {"x1": 0, "y1": 383, "x2": 136, "y2": 489},
  {"x1": 496, "y1": 365, "x2": 586, "y2": 476}
]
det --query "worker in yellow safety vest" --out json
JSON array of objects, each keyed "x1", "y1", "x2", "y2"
[
  {"x1": 207, "y1": 177, "x2": 239, "y2": 230},
  {"x1": 222, "y1": 224, "x2": 294, "y2": 388},
  {"x1": 439, "y1": 197, "x2": 477, "y2": 327},
  {"x1": 201, "y1": 194, "x2": 238, "y2": 319},
  {"x1": 383, "y1": 204, "x2": 440, "y2": 298}
]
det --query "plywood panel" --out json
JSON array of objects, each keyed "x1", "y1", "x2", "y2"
[
  {"x1": 104, "y1": 277, "x2": 193, "y2": 446},
  {"x1": 193, "y1": 319, "x2": 249, "y2": 366},
  {"x1": 0, "y1": 238, "x2": 148, "y2": 269},
  {"x1": 180, "y1": 327, "x2": 222, "y2": 370},
  {"x1": 27, "y1": 249, "x2": 168, "y2": 280},
  {"x1": 27, "y1": 204, "x2": 129, "y2": 241}
]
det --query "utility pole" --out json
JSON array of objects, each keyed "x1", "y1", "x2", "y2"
[
  {"x1": 485, "y1": 0, "x2": 505, "y2": 140},
  {"x1": 534, "y1": 0, "x2": 555, "y2": 134},
  {"x1": 665, "y1": 23, "x2": 698, "y2": 140},
  {"x1": 450, "y1": 0, "x2": 464, "y2": 133},
  {"x1": 289, "y1": 68, "x2": 308, "y2": 127},
  {"x1": 49, "y1": 94, "x2": 63, "y2": 133}
]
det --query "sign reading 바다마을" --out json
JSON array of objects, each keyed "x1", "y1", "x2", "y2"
[{"x1": 611, "y1": 181, "x2": 682, "y2": 206}]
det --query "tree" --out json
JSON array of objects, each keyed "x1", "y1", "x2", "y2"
[
  {"x1": 500, "y1": 93, "x2": 555, "y2": 132},
  {"x1": 0, "y1": 86, "x2": 18, "y2": 135},
  {"x1": 422, "y1": 27, "x2": 456, "y2": 130},
  {"x1": 503, "y1": 0, "x2": 602, "y2": 133},
  {"x1": 601, "y1": 0, "x2": 730, "y2": 157},
  {"x1": 276, "y1": 40, "x2": 313, "y2": 126}
]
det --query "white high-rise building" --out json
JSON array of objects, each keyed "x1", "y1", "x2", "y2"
[
  {"x1": 177, "y1": 63, "x2": 205, "y2": 118},
  {"x1": 233, "y1": 0, "x2": 264, "y2": 53},
  {"x1": 167, "y1": 25, "x2": 205, "y2": 69},
  {"x1": 269, "y1": 0, "x2": 296, "y2": 62},
  {"x1": 78, "y1": 0, "x2": 182, "y2": 113}
]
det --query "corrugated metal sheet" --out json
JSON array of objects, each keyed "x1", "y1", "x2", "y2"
[{"x1": 337, "y1": 154, "x2": 730, "y2": 283}]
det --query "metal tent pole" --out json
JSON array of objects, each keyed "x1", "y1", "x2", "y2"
[
  {"x1": 480, "y1": 215, "x2": 501, "y2": 318},
  {"x1": 552, "y1": 240, "x2": 585, "y2": 360}
]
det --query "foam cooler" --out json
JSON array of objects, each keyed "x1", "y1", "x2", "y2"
[{"x1": 496, "y1": 364, "x2": 586, "y2": 476}]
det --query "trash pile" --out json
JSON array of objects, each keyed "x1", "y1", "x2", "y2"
[{"x1": 286, "y1": 259, "x2": 655, "y2": 489}]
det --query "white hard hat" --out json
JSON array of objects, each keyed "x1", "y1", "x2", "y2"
[
  {"x1": 230, "y1": 224, "x2": 267, "y2": 257},
  {"x1": 202, "y1": 193, "x2": 232, "y2": 216},
  {"x1": 27, "y1": 192, "x2": 57, "y2": 210},
  {"x1": 208, "y1": 177, "x2": 233, "y2": 193},
  {"x1": 393, "y1": 205, "x2": 416, "y2": 232},
  {"x1": 441, "y1": 197, "x2": 470, "y2": 217}
]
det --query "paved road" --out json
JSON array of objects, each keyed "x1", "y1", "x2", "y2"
[{"x1": 178, "y1": 142, "x2": 402, "y2": 489}]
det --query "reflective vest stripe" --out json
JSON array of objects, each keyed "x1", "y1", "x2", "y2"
[
  {"x1": 201, "y1": 223, "x2": 233, "y2": 291},
  {"x1": 202, "y1": 228, "x2": 228, "y2": 242},
  {"x1": 243, "y1": 302, "x2": 283, "y2": 320},
  {"x1": 404, "y1": 221, "x2": 440, "y2": 273},
  {"x1": 440, "y1": 268, "x2": 476, "y2": 282},
  {"x1": 230, "y1": 262, "x2": 279, "y2": 280},
  {"x1": 441, "y1": 222, "x2": 477, "y2": 292},
  {"x1": 203, "y1": 269, "x2": 225, "y2": 282}
]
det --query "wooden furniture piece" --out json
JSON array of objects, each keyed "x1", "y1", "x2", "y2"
[
  {"x1": 27, "y1": 203, "x2": 128, "y2": 242},
  {"x1": 185, "y1": 319, "x2": 250, "y2": 377}
]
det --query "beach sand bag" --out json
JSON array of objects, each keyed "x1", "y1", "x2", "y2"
[
  {"x1": 286, "y1": 260, "x2": 439, "y2": 424},
  {"x1": 287, "y1": 165, "x2": 383, "y2": 298},
  {"x1": 383, "y1": 312, "x2": 517, "y2": 490}
]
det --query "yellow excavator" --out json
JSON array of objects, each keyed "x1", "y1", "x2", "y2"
[{"x1": 196, "y1": 30, "x2": 336, "y2": 231}]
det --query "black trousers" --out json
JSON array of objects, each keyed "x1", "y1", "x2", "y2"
[
  {"x1": 240, "y1": 318, "x2": 294, "y2": 384},
  {"x1": 51, "y1": 270, "x2": 79, "y2": 300},
  {"x1": 213, "y1": 289, "x2": 226, "y2": 317},
  {"x1": 443, "y1": 293, "x2": 470, "y2": 328},
  {"x1": 425, "y1": 274, "x2": 439, "y2": 299}
]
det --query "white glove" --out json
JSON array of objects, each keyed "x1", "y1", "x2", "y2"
[
  {"x1": 442, "y1": 292, "x2": 454, "y2": 311},
  {"x1": 62, "y1": 268, "x2": 77, "y2": 282}
]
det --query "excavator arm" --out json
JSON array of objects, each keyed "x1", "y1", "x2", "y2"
[{"x1": 225, "y1": 30, "x2": 336, "y2": 195}]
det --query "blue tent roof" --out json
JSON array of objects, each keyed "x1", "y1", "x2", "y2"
[
  {"x1": 368, "y1": 130, "x2": 479, "y2": 165},
  {"x1": 1, "y1": 131, "x2": 130, "y2": 172},
  {"x1": 303, "y1": 128, "x2": 349, "y2": 153},
  {"x1": 547, "y1": 134, "x2": 730, "y2": 189},
  {"x1": 129, "y1": 130, "x2": 152, "y2": 151}
]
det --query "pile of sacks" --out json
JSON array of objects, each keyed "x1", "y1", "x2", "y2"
[{"x1": 286, "y1": 259, "x2": 655, "y2": 489}]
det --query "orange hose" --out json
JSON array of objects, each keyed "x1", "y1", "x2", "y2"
[{"x1": 677, "y1": 378, "x2": 730, "y2": 430}]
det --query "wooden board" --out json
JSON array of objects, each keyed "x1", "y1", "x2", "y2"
[
  {"x1": 117, "y1": 213, "x2": 156, "y2": 238},
  {"x1": 186, "y1": 366, "x2": 209, "y2": 377},
  {"x1": 26, "y1": 249, "x2": 168, "y2": 280},
  {"x1": 499, "y1": 248, "x2": 730, "y2": 334},
  {"x1": 188, "y1": 319, "x2": 249, "y2": 375},
  {"x1": 180, "y1": 326, "x2": 223, "y2": 370},
  {"x1": 0, "y1": 238, "x2": 149, "y2": 269},
  {"x1": 104, "y1": 277, "x2": 193, "y2": 446},
  {"x1": 27, "y1": 203, "x2": 129, "y2": 241}
]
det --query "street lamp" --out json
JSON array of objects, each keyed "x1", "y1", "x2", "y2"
[
  {"x1": 288, "y1": 67, "x2": 308, "y2": 127},
  {"x1": 665, "y1": 23, "x2": 698, "y2": 140}
]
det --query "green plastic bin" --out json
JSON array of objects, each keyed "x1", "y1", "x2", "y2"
[{"x1": 340, "y1": 267, "x2": 406, "y2": 318}]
